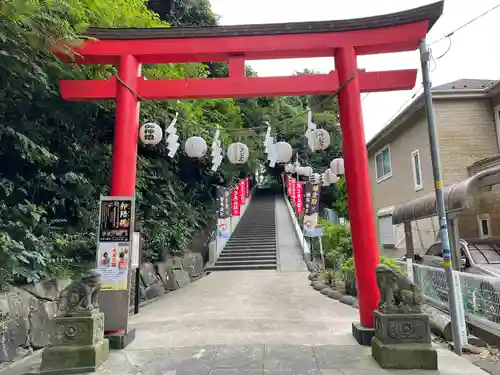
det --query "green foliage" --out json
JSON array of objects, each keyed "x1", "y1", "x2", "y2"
[{"x1": 319, "y1": 219, "x2": 352, "y2": 269}]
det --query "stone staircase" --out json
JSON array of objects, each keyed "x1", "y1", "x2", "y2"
[{"x1": 208, "y1": 189, "x2": 277, "y2": 271}]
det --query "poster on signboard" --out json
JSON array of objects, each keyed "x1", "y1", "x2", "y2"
[
  {"x1": 97, "y1": 242, "x2": 130, "y2": 290},
  {"x1": 99, "y1": 199, "x2": 132, "y2": 242}
]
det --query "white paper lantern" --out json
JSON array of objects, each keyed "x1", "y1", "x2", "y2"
[
  {"x1": 227, "y1": 142, "x2": 249, "y2": 164},
  {"x1": 296, "y1": 166, "x2": 313, "y2": 177},
  {"x1": 184, "y1": 136, "x2": 207, "y2": 159},
  {"x1": 307, "y1": 129, "x2": 331, "y2": 152},
  {"x1": 274, "y1": 141, "x2": 293, "y2": 163},
  {"x1": 310, "y1": 173, "x2": 321, "y2": 184},
  {"x1": 330, "y1": 158, "x2": 345, "y2": 175},
  {"x1": 285, "y1": 163, "x2": 293, "y2": 173},
  {"x1": 139, "y1": 122, "x2": 163, "y2": 145}
]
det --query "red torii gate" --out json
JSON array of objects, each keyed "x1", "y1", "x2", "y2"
[{"x1": 56, "y1": 1, "x2": 443, "y2": 340}]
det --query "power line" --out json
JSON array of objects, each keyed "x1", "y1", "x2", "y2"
[{"x1": 429, "y1": 2, "x2": 500, "y2": 46}]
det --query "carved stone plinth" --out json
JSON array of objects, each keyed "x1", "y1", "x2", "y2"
[
  {"x1": 35, "y1": 310, "x2": 109, "y2": 374},
  {"x1": 371, "y1": 311, "x2": 437, "y2": 370}
]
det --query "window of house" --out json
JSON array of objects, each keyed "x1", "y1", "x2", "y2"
[
  {"x1": 375, "y1": 146, "x2": 392, "y2": 182},
  {"x1": 411, "y1": 149, "x2": 423, "y2": 191},
  {"x1": 494, "y1": 105, "x2": 500, "y2": 150},
  {"x1": 477, "y1": 214, "x2": 492, "y2": 238}
]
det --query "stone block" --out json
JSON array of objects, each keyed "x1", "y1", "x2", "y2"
[
  {"x1": 37, "y1": 338, "x2": 109, "y2": 374},
  {"x1": 372, "y1": 311, "x2": 437, "y2": 370},
  {"x1": 156, "y1": 262, "x2": 178, "y2": 290},
  {"x1": 352, "y1": 322, "x2": 374, "y2": 346},
  {"x1": 183, "y1": 253, "x2": 204, "y2": 277},
  {"x1": 173, "y1": 269, "x2": 191, "y2": 288},
  {"x1": 36, "y1": 311, "x2": 109, "y2": 374},
  {"x1": 374, "y1": 311, "x2": 431, "y2": 345},
  {"x1": 371, "y1": 337, "x2": 437, "y2": 370},
  {"x1": 140, "y1": 263, "x2": 165, "y2": 298},
  {"x1": 107, "y1": 328, "x2": 135, "y2": 350}
]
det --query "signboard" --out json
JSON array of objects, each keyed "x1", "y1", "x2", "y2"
[
  {"x1": 231, "y1": 189, "x2": 240, "y2": 216},
  {"x1": 216, "y1": 186, "x2": 231, "y2": 219},
  {"x1": 239, "y1": 180, "x2": 245, "y2": 206},
  {"x1": 131, "y1": 232, "x2": 140, "y2": 269},
  {"x1": 217, "y1": 218, "x2": 231, "y2": 239},
  {"x1": 97, "y1": 196, "x2": 135, "y2": 336},
  {"x1": 304, "y1": 224, "x2": 323, "y2": 238},
  {"x1": 295, "y1": 181, "x2": 304, "y2": 214}
]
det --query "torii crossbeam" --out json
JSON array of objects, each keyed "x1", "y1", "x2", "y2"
[{"x1": 55, "y1": 1, "x2": 444, "y2": 343}]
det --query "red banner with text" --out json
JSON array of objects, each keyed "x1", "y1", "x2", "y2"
[
  {"x1": 286, "y1": 175, "x2": 292, "y2": 196},
  {"x1": 231, "y1": 189, "x2": 240, "y2": 216},
  {"x1": 245, "y1": 176, "x2": 250, "y2": 198},
  {"x1": 295, "y1": 181, "x2": 304, "y2": 214},
  {"x1": 239, "y1": 180, "x2": 245, "y2": 206},
  {"x1": 290, "y1": 178, "x2": 296, "y2": 206}
]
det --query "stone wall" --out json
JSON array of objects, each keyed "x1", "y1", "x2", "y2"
[{"x1": 0, "y1": 252, "x2": 204, "y2": 368}]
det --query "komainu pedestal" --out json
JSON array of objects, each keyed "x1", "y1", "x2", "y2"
[
  {"x1": 36, "y1": 270, "x2": 109, "y2": 374},
  {"x1": 371, "y1": 264, "x2": 437, "y2": 370}
]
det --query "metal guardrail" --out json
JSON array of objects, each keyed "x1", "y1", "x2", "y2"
[{"x1": 397, "y1": 261, "x2": 500, "y2": 334}]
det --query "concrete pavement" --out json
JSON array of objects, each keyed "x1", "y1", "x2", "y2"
[{"x1": 6, "y1": 197, "x2": 490, "y2": 375}]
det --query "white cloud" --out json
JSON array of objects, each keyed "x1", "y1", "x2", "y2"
[{"x1": 209, "y1": 0, "x2": 500, "y2": 141}]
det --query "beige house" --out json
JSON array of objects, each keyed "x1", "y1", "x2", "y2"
[{"x1": 367, "y1": 79, "x2": 500, "y2": 254}]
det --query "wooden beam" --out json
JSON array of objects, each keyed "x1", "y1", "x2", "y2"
[
  {"x1": 56, "y1": 22, "x2": 429, "y2": 65},
  {"x1": 59, "y1": 69, "x2": 417, "y2": 101}
]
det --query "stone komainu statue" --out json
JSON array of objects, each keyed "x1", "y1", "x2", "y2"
[
  {"x1": 375, "y1": 263, "x2": 424, "y2": 314},
  {"x1": 56, "y1": 269, "x2": 102, "y2": 316}
]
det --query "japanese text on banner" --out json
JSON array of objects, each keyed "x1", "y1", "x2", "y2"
[
  {"x1": 239, "y1": 181, "x2": 245, "y2": 206},
  {"x1": 246, "y1": 176, "x2": 250, "y2": 197},
  {"x1": 295, "y1": 182, "x2": 304, "y2": 214},
  {"x1": 290, "y1": 178, "x2": 296, "y2": 206},
  {"x1": 231, "y1": 189, "x2": 240, "y2": 216}
]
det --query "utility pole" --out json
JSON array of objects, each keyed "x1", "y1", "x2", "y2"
[{"x1": 419, "y1": 40, "x2": 466, "y2": 355}]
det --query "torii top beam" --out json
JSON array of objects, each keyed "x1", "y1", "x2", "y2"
[{"x1": 57, "y1": 1, "x2": 444, "y2": 100}]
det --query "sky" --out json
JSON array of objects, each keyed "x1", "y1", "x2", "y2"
[{"x1": 209, "y1": 0, "x2": 500, "y2": 142}]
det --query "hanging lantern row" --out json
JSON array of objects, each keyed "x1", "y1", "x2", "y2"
[{"x1": 284, "y1": 158, "x2": 345, "y2": 186}]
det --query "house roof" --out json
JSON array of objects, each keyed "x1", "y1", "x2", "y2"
[{"x1": 367, "y1": 78, "x2": 500, "y2": 151}]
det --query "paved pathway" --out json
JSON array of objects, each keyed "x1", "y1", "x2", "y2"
[{"x1": 7, "y1": 197, "x2": 489, "y2": 375}]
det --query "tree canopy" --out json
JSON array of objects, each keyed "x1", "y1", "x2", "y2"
[{"x1": 0, "y1": 0, "x2": 347, "y2": 288}]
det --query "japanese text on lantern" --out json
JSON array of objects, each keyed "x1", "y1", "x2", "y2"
[
  {"x1": 295, "y1": 182, "x2": 303, "y2": 214},
  {"x1": 231, "y1": 189, "x2": 240, "y2": 216}
]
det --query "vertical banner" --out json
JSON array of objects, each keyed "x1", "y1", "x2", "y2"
[
  {"x1": 286, "y1": 175, "x2": 292, "y2": 196},
  {"x1": 246, "y1": 176, "x2": 250, "y2": 198},
  {"x1": 216, "y1": 186, "x2": 231, "y2": 219},
  {"x1": 303, "y1": 183, "x2": 322, "y2": 236},
  {"x1": 239, "y1": 180, "x2": 245, "y2": 206},
  {"x1": 97, "y1": 196, "x2": 135, "y2": 335},
  {"x1": 290, "y1": 178, "x2": 297, "y2": 206},
  {"x1": 231, "y1": 189, "x2": 240, "y2": 216},
  {"x1": 217, "y1": 218, "x2": 230, "y2": 238},
  {"x1": 295, "y1": 182, "x2": 304, "y2": 214}
]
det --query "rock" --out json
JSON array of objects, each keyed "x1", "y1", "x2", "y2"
[
  {"x1": 28, "y1": 297, "x2": 56, "y2": 349},
  {"x1": 448, "y1": 342, "x2": 484, "y2": 354},
  {"x1": 468, "y1": 335, "x2": 486, "y2": 347},
  {"x1": 326, "y1": 289, "x2": 343, "y2": 300},
  {"x1": 311, "y1": 281, "x2": 326, "y2": 291},
  {"x1": 308, "y1": 273, "x2": 317, "y2": 281},
  {"x1": 173, "y1": 269, "x2": 191, "y2": 288},
  {"x1": 339, "y1": 295, "x2": 357, "y2": 306},
  {"x1": 320, "y1": 288, "x2": 332, "y2": 295},
  {"x1": 183, "y1": 253, "x2": 204, "y2": 278},
  {"x1": 140, "y1": 263, "x2": 165, "y2": 298}
]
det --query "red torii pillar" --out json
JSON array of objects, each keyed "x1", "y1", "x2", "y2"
[{"x1": 56, "y1": 0, "x2": 443, "y2": 344}]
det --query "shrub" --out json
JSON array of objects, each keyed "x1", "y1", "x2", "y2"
[{"x1": 320, "y1": 219, "x2": 352, "y2": 270}]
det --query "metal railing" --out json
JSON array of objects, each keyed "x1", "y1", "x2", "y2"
[{"x1": 397, "y1": 261, "x2": 500, "y2": 331}]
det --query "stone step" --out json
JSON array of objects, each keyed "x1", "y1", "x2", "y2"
[
  {"x1": 227, "y1": 239, "x2": 276, "y2": 244},
  {"x1": 206, "y1": 263, "x2": 277, "y2": 271},
  {"x1": 224, "y1": 245, "x2": 276, "y2": 251},
  {"x1": 218, "y1": 254, "x2": 276, "y2": 261},
  {"x1": 215, "y1": 259, "x2": 277, "y2": 267},
  {"x1": 220, "y1": 250, "x2": 276, "y2": 257}
]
